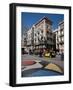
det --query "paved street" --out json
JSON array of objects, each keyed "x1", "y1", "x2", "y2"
[
  {"x1": 21, "y1": 54, "x2": 64, "y2": 77},
  {"x1": 21, "y1": 54, "x2": 64, "y2": 68}
]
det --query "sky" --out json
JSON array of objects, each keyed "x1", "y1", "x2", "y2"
[{"x1": 21, "y1": 12, "x2": 64, "y2": 33}]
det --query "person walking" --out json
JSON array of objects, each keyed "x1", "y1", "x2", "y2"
[
  {"x1": 61, "y1": 50, "x2": 64, "y2": 60},
  {"x1": 39, "y1": 49, "x2": 43, "y2": 57}
]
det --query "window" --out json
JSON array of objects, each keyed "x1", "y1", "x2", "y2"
[
  {"x1": 35, "y1": 33, "x2": 36, "y2": 36},
  {"x1": 38, "y1": 32, "x2": 39, "y2": 35},
  {"x1": 41, "y1": 30, "x2": 43, "y2": 33},
  {"x1": 38, "y1": 37, "x2": 40, "y2": 41},
  {"x1": 62, "y1": 31, "x2": 64, "y2": 35},
  {"x1": 47, "y1": 37, "x2": 49, "y2": 40},
  {"x1": 62, "y1": 37, "x2": 64, "y2": 41},
  {"x1": 35, "y1": 38, "x2": 36, "y2": 41},
  {"x1": 46, "y1": 30, "x2": 49, "y2": 34},
  {"x1": 46, "y1": 24, "x2": 48, "y2": 29}
]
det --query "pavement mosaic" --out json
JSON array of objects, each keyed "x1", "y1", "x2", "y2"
[{"x1": 21, "y1": 55, "x2": 64, "y2": 77}]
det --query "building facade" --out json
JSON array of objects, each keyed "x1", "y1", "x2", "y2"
[
  {"x1": 54, "y1": 20, "x2": 64, "y2": 53},
  {"x1": 22, "y1": 17, "x2": 64, "y2": 53},
  {"x1": 34, "y1": 17, "x2": 54, "y2": 50},
  {"x1": 21, "y1": 31, "x2": 28, "y2": 53},
  {"x1": 27, "y1": 25, "x2": 34, "y2": 50},
  {"x1": 25, "y1": 17, "x2": 55, "y2": 51}
]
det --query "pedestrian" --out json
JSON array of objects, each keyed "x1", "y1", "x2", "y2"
[
  {"x1": 61, "y1": 50, "x2": 64, "y2": 60},
  {"x1": 39, "y1": 49, "x2": 43, "y2": 57}
]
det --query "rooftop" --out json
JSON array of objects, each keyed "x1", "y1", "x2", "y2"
[
  {"x1": 34, "y1": 16, "x2": 52, "y2": 26},
  {"x1": 59, "y1": 20, "x2": 64, "y2": 25}
]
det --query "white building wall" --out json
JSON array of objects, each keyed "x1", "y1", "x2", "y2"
[{"x1": 54, "y1": 20, "x2": 64, "y2": 52}]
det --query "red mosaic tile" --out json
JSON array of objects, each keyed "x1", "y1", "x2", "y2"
[{"x1": 22, "y1": 60, "x2": 36, "y2": 66}]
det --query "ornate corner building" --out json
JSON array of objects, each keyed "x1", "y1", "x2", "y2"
[{"x1": 22, "y1": 17, "x2": 64, "y2": 53}]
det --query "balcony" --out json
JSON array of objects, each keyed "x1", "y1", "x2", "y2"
[
  {"x1": 59, "y1": 34, "x2": 64, "y2": 37},
  {"x1": 34, "y1": 40, "x2": 46, "y2": 45},
  {"x1": 34, "y1": 42, "x2": 39, "y2": 45},
  {"x1": 46, "y1": 40, "x2": 54, "y2": 45},
  {"x1": 58, "y1": 39, "x2": 64, "y2": 44},
  {"x1": 46, "y1": 33, "x2": 53, "y2": 38}
]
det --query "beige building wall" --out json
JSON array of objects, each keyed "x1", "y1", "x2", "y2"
[{"x1": 33, "y1": 17, "x2": 54, "y2": 49}]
